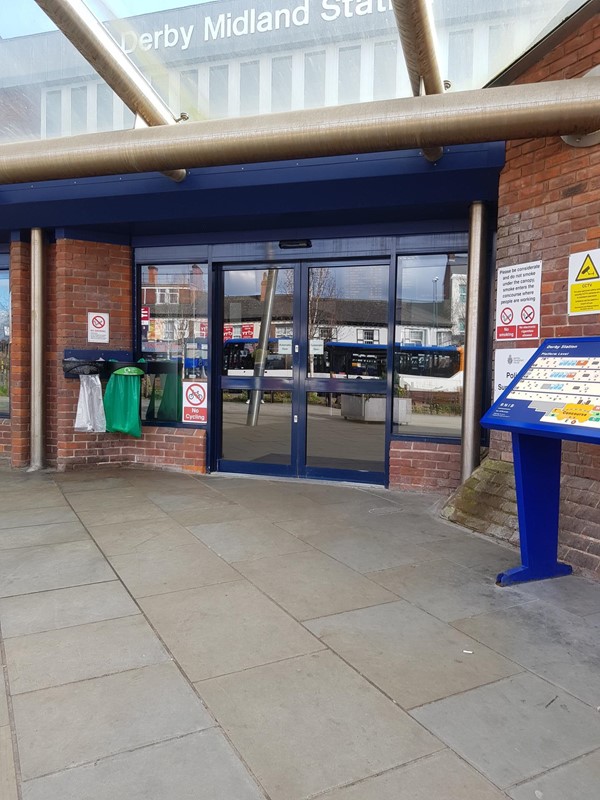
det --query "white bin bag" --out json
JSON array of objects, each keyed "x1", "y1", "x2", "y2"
[{"x1": 74, "y1": 374, "x2": 106, "y2": 432}]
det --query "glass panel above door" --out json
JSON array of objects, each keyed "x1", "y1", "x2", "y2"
[{"x1": 307, "y1": 263, "x2": 388, "y2": 379}]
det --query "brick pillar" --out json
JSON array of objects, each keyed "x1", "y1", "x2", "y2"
[
  {"x1": 49, "y1": 238, "x2": 134, "y2": 469},
  {"x1": 9, "y1": 239, "x2": 31, "y2": 468}
]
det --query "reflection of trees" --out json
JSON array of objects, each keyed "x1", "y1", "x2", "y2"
[
  {"x1": 307, "y1": 268, "x2": 340, "y2": 377},
  {"x1": 308, "y1": 267, "x2": 338, "y2": 340},
  {"x1": 0, "y1": 288, "x2": 9, "y2": 396}
]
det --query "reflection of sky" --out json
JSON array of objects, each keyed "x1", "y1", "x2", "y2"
[
  {"x1": 398, "y1": 255, "x2": 447, "y2": 302},
  {"x1": 224, "y1": 270, "x2": 285, "y2": 297},
  {"x1": 225, "y1": 266, "x2": 389, "y2": 299},
  {"x1": 0, "y1": 1, "x2": 212, "y2": 38}
]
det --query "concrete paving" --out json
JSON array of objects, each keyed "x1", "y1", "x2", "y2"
[{"x1": 0, "y1": 466, "x2": 600, "y2": 799}]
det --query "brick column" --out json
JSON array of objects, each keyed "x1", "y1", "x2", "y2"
[{"x1": 9, "y1": 239, "x2": 31, "y2": 468}]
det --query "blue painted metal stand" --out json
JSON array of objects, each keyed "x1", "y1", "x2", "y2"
[{"x1": 496, "y1": 432, "x2": 572, "y2": 586}]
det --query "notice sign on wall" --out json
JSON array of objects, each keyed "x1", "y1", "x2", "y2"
[
  {"x1": 493, "y1": 347, "x2": 536, "y2": 402},
  {"x1": 568, "y1": 249, "x2": 600, "y2": 316},
  {"x1": 182, "y1": 380, "x2": 207, "y2": 423},
  {"x1": 495, "y1": 261, "x2": 541, "y2": 341},
  {"x1": 87, "y1": 312, "x2": 109, "y2": 343}
]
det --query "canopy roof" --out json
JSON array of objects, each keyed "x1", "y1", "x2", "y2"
[{"x1": 0, "y1": 0, "x2": 593, "y2": 146}]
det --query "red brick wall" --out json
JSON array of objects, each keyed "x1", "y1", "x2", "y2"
[
  {"x1": 9, "y1": 240, "x2": 31, "y2": 468},
  {"x1": 389, "y1": 441, "x2": 462, "y2": 493},
  {"x1": 44, "y1": 238, "x2": 206, "y2": 473},
  {"x1": 490, "y1": 12, "x2": 600, "y2": 572},
  {"x1": 0, "y1": 417, "x2": 10, "y2": 459}
]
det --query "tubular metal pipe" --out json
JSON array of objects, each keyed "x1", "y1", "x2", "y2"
[
  {"x1": 35, "y1": 0, "x2": 186, "y2": 182},
  {"x1": 1, "y1": 79, "x2": 599, "y2": 185},
  {"x1": 29, "y1": 228, "x2": 44, "y2": 472},
  {"x1": 391, "y1": 0, "x2": 445, "y2": 96},
  {"x1": 248, "y1": 269, "x2": 278, "y2": 426},
  {"x1": 461, "y1": 202, "x2": 487, "y2": 483},
  {"x1": 391, "y1": 0, "x2": 444, "y2": 161}
]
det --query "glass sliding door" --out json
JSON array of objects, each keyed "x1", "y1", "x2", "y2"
[
  {"x1": 216, "y1": 259, "x2": 391, "y2": 483},
  {"x1": 302, "y1": 262, "x2": 389, "y2": 481},
  {"x1": 219, "y1": 265, "x2": 297, "y2": 475}
]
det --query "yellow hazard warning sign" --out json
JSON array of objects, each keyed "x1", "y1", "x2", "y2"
[
  {"x1": 575, "y1": 254, "x2": 600, "y2": 281},
  {"x1": 569, "y1": 248, "x2": 600, "y2": 315}
]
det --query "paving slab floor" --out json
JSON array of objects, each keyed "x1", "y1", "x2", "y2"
[{"x1": 1, "y1": 466, "x2": 600, "y2": 799}]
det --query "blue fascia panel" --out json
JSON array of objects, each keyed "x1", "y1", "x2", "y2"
[{"x1": 0, "y1": 143, "x2": 505, "y2": 239}]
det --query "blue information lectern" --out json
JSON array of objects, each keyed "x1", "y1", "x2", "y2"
[{"x1": 482, "y1": 337, "x2": 600, "y2": 586}]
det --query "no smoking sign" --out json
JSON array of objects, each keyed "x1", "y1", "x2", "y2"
[
  {"x1": 87, "y1": 312, "x2": 109, "y2": 343},
  {"x1": 495, "y1": 261, "x2": 541, "y2": 342},
  {"x1": 182, "y1": 380, "x2": 207, "y2": 423}
]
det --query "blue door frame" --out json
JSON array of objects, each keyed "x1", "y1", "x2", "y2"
[{"x1": 213, "y1": 258, "x2": 391, "y2": 484}]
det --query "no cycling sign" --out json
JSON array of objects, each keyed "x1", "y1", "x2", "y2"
[{"x1": 182, "y1": 380, "x2": 208, "y2": 423}]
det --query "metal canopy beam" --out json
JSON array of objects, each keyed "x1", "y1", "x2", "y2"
[
  {"x1": 35, "y1": 0, "x2": 187, "y2": 182},
  {"x1": 392, "y1": 0, "x2": 445, "y2": 96},
  {"x1": 0, "y1": 79, "x2": 598, "y2": 185},
  {"x1": 391, "y1": 0, "x2": 445, "y2": 162}
]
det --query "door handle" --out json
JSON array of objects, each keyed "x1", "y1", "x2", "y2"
[{"x1": 293, "y1": 415, "x2": 298, "y2": 423}]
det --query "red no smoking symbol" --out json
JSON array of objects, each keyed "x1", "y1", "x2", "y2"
[
  {"x1": 521, "y1": 305, "x2": 535, "y2": 323},
  {"x1": 186, "y1": 384, "x2": 206, "y2": 406},
  {"x1": 500, "y1": 307, "x2": 513, "y2": 325},
  {"x1": 91, "y1": 315, "x2": 106, "y2": 329}
]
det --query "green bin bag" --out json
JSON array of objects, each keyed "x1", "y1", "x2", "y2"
[
  {"x1": 157, "y1": 372, "x2": 183, "y2": 422},
  {"x1": 103, "y1": 365, "x2": 145, "y2": 438}
]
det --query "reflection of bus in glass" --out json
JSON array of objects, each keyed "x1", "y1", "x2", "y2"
[
  {"x1": 323, "y1": 342, "x2": 386, "y2": 379},
  {"x1": 395, "y1": 344, "x2": 464, "y2": 392},
  {"x1": 222, "y1": 338, "x2": 293, "y2": 376},
  {"x1": 222, "y1": 338, "x2": 387, "y2": 378},
  {"x1": 223, "y1": 338, "x2": 463, "y2": 389}
]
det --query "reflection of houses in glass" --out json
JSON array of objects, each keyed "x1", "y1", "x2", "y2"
[
  {"x1": 224, "y1": 294, "x2": 389, "y2": 346},
  {"x1": 395, "y1": 253, "x2": 467, "y2": 346},
  {"x1": 141, "y1": 264, "x2": 207, "y2": 354}
]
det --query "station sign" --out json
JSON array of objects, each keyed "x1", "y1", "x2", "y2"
[{"x1": 495, "y1": 261, "x2": 541, "y2": 341}]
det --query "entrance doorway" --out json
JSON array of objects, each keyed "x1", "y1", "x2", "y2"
[{"x1": 216, "y1": 260, "x2": 390, "y2": 483}]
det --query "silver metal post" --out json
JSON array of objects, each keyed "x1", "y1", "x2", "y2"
[
  {"x1": 29, "y1": 228, "x2": 44, "y2": 472},
  {"x1": 461, "y1": 201, "x2": 487, "y2": 482},
  {"x1": 248, "y1": 269, "x2": 278, "y2": 426}
]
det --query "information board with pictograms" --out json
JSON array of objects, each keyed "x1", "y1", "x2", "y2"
[{"x1": 483, "y1": 337, "x2": 600, "y2": 443}]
